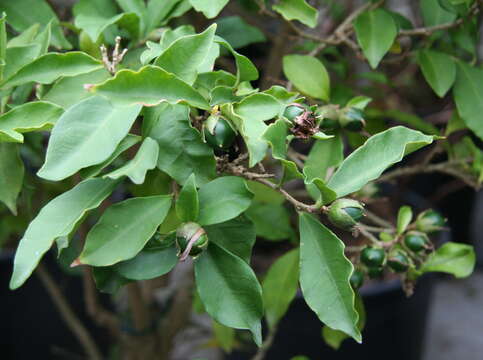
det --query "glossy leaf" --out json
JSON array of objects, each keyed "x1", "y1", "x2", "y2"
[
  {"x1": 215, "y1": 36, "x2": 258, "y2": 85},
  {"x1": 146, "y1": 103, "x2": 216, "y2": 185},
  {"x1": 421, "y1": 0, "x2": 456, "y2": 26},
  {"x1": 10, "y1": 178, "x2": 118, "y2": 289},
  {"x1": 354, "y1": 9, "x2": 398, "y2": 69},
  {"x1": 204, "y1": 215, "x2": 256, "y2": 263},
  {"x1": 234, "y1": 93, "x2": 282, "y2": 122},
  {"x1": 176, "y1": 174, "x2": 199, "y2": 222},
  {"x1": 79, "y1": 195, "x2": 172, "y2": 266},
  {"x1": 263, "y1": 118, "x2": 289, "y2": 159},
  {"x1": 38, "y1": 96, "x2": 142, "y2": 181},
  {"x1": 420, "y1": 242, "x2": 475, "y2": 278},
  {"x1": 273, "y1": 0, "x2": 318, "y2": 28},
  {"x1": 154, "y1": 24, "x2": 216, "y2": 85},
  {"x1": 453, "y1": 62, "x2": 483, "y2": 141},
  {"x1": 115, "y1": 246, "x2": 178, "y2": 280},
  {"x1": 418, "y1": 50, "x2": 456, "y2": 97},
  {"x1": 397, "y1": 205, "x2": 413, "y2": 235},
  {"x1": 189, "y1": 0, "x2": 229, "y2": 18},
  {"x1": 105, "y1": 137, "x2": 159, "y2": 184},
  {"x1": 194, "y1": 242, "x2": 263, "y2": 346},
  {"x1": 299, "y1": 213, "x2": 360, "y2": 342},
  {"x1": 262, "y1": 249, "x2": 299, "y2": 328},
  {"x1": 0, "y1": 143, "x2": 24, "y2": 214},
  {"x1": 198, "y1": 176, "x2": 254, "y2": 226},
  {"x1": 0, "y1": 101, "x2": 63, "y2": 143},
  {"x1": 304, "y1": 135, "x2": 344, "y2": 182},
  {"x1": 2, "y1": 52, "x2": 103, "y2": 89},
  {"x1": 328, "y1": 126, "x2": 434, "y2": 197},
  {"x1": 216, "y1": 16, "x2": 266, "y2": 49},
  {"x1": 246, "y1": 202, "x2": 294, "y2": 241},
  {"x1": 283, "y1": 55, "x2": 330, "y2": 101},
  {"x1": 91, "y1": 65, "x2": 210, "y2": 109}
]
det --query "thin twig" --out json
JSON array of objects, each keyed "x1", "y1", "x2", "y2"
[
  {"x1": 250, "y1": 325, "x2": 278, "y2": 360},
  {"x1": 36, "y1": 264, "x2": 103, "y2": 360}
]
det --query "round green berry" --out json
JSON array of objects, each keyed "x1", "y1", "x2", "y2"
[{"x1": 360, "y1": 247, "x2": 386, "y2": 267}]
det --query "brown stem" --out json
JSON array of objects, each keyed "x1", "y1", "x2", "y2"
[{"x1": 36, "y1": 264, "x2": 103, "y2": 360}]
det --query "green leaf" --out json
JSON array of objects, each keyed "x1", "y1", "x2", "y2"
[
  {"x1": 42, "y1": 69, "x2": 111, "y2": 109},
  {"x1": 453, "y1": 62, "x2": 483, "y2": 141},
  {"x1": 283, "y1": 55, "x2": 330, "y2": 101},
  {"x1": 104, "y1": 137, "x2": 159, "y2": 184},
  {"x1": 93, "y1": 266, "x2": 131, "y2": 293},
  {"x1": 0, "y1": 143, "x2": 24, "y2": 215},
  {"x1": 215, "y1": 36, "x2": 258, "y2": 85},
  {"x1": 246, "y1": 202, "x2": 294, "y2": 241},
  {"x1": 115, "y1": 245, "x2": 178, "y2": 280},
  {"x1": 91, "y1": 65, "x2": 210, "y2": 110},
  {"x1": 213, "y1": 320, "x2": 235, "y2": 353},
  {"x1": 198, "y1": 176, "x2": 254, "y2": 226},
  {"x1": 299, "y1": 213, "x2": 360, "y2": 342},
  {"x1": 328, "y1": 126, "x2": 434, "y2": 197},
  {"x1": 176, "y1": 173, "x2": 199, "y2": 222},
  {"x1": 262, "y1": 249, "x2": 299, "y2": 329},
  {"x1": 2, "y1": 52, "x2": 103, "y2": 89},
  {"x1": 304, "y1": 135, "x2": 344, "y2": 182},
  {"x1": 234, "y1": 93, "x2": 282, "y2": 122},
  {"x1": 189, "y1": 0, "x2": 229, "y2": 18},
  {"x1": 0, "y1": 0, "x2": 71, "y2": 49},
  {"x1": 154, "y1": 24, "x2": 217, "y2": 85},
  {"x1": 3, "y1": 44, "x2": 41, "y2": 80},
  {"x1": 262, "y1": 118, "x2": 289, "y2": 159},
  {"x1": 420, "y1": 242, "x2": 475, "y2": 278},
  {"x1": 145, "y1": 0, "x2": 183, "y2": 32},
  {"x1": 353, "y1": 9, "x2": 398, "y2": 69},
  {"x1": 7, "y1": 23, "x2": 40, "y2": 48},
  {"x1": 417, "y1": 50, "x2": 456, "y2": 97},
  {"x1": 10, "y1": 178, "x2": 118, "y2": 289},
  {"x1": 397, "y1": 205, "x2": 413, "y2": 235},
  {"x1": 346, "y1": 96, "x2": 372, "y2": 110},
  {"x1": 273, "y1": 0, "x2": 319, "y2": 28},
  {"x1": 204, "y1": 215, "x2": 256, "y2": 263},
  {"x1": 194, "y1": 241, "x2": 263, "y2": 346},
  {"x1": 0, "y1": 101, "x2": 63, "y2": 143},
  {"x1": 368, "y1": 109, "x2": 440, "y2": 136},
  {"x1": 38, "y1": 96, "x2": 142, "y2": 181},
  {"x1": 421, "y1": 0, "x2": 456, "y2": 26},
  {"x1": 216, "y1": 16, "x2": 266, "y2": 49},
  {"x1": 0, "y1": 13, "x2": 6, "y2": 82},
  {"x1": 146, "y1": 103, "x2": 216, "y2": 185},
  {"x1": 79, "y1": 195, "x2": 172, "y2": 266}
]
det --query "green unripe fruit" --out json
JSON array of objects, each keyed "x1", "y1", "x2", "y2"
[
  {"x1": 283, "y1": 104, "x2": 305, "y2": 123},
  {"x1": 328, "y1": 198, "x2": 365, "y2": 230},
  {"x1": 204, "y1": 117, "x2": 236, "y2": 150},
  {"x1": 415, "y1": 209, "x2": 446, "y2": 234},
  {"x1": 367, "y1": 266, "x2": 384, "y2": 279},
  {"x1": 350, "y1": 269, "x2": 365, "y2": 289},
  {"x1": 404, "y1": 231, "x2": 430, "y2": 252},
  {"x1": 339, "y1": 107, "x2": 366, "y2": 132},
  {"x1": 387, "y1": 251, "x2": 410, "y2": 273},
  {"x1": 176, "y1": 222, "x2": 209, "y2": 259},
  {"x1": 360, "y1": 247, "x2": 386, "y2": 267}
]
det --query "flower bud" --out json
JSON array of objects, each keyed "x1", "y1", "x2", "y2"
[
  {"x1": 203, "y1": 115, "x2": 236, "y2": 150},
  {"x1": 387, "y1": 251, "x2": 410, "y2": 273},
  {"x1": 176, "y1": 222, "x2": 209, "y2": 260},
  {"x1": 360, "y1": 246, "x2": 386, "y2": 268},
  {"x1": 404, "y1": 231, "x2": 431, "y2": 252},
  {"x1": 338, "y1": 107, "x2": 366, "y2": 132},
  {"x1": 415, "y1": 209, "x2": 446, "y2": 234},
  {"x1": 328, "y1": 198, "x2": 365, "y2": 230}
]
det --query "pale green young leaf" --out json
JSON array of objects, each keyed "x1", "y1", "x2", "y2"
[
  {"x1": 263, "y1": 118, "x2": 289, "y2": 159},
  {"x1": 0, "y1": 143, "x2": 24, "y2": 215},
  {"x1": 328, "y1": 126, "x2": 434, "y2": 198},
  {"x1": 216, "y1": 16, "x2": 266, "y2": 49},
  {"x1": 146, "y1": 103, "x2": 216, "y2": 185},
  {"x1": 115, "y1": 246, "x2": 178, "y2": 280},
  {"x1": 10, "y1": 178, "x2": 118, "y2": 289},
  {"x1": 417, "y1": 50, "x2": 456, "y2": 97},
  {"x1": 354, "y1": 9, "x2": 398, "y2": 69},
  {"x1": 299, "y1": 213, "x2": 361, "y2": 342},
  {"x1": 304, "y1": 135, "x2": 344, "y2": 182},
  {"x1": 194, "y1": 242, "x2": 263, "y2": 346},
  {"x1": 154, "y1": 24, "x2": 217, "y2": 85},
  {"x1": 79, "y1": 195, "x2": 172, "y2": 266},
  {"x1": 7, "y1": 23, "x2": 39, "y2": 48},
  {"x1": 3, "y1": 44, "x2": 41, "y2": 80},
  {"x1": 198, "y1": 176, "x2": 253, "y2": 226},
  {"x1": 104, "y1": 137, "x2": 159, "y2": 184},
  {"x1": 397, "y1": 205, "x2": 413, "y2": 235},
  {"x1": 215, "y1": 36, "x2": 258, "y2": 85},
  {"x1": 2, "y1": 52, "x2": 103, "y2": 89},
  {"x1": 420, "y1": 242, "x2": 475, "y2": 278},
  {"x1": 346, "y1": 96, "x2": 372, "y2": 110},
  {"x1": 273, "y1": 0, "x2": 319, "y2": 28},
  {"x1": 283, "y1": 55, "x2": 330, "y2": 101},
  {"x1": 145, "y1": 0, "x2": 183, "y2": 32},
  {"x1": 176, "y1": 173, "x2": 199, "y2": 222},
  {"x1": 453, "y1": 62, "x2": 483, "y2": 141},
  {"x1": 0, "y1": 13, "x2": 6, "y2": 82},
  {"x1": 38, "y1": 96, "x2": 142, "y2": 181},
  {"x1": 189, "y1": 0, "x2": 229, "y2": 18},
  {"x1": 35, "y1": 20, "x2": 52, "y2": 55},
  {"x1": 262, "y1": 249, "x2": 299, "y2": 328},
  {"x1": 420, "y1": 0, "x2": 456, "y2": 26},
  {"x1": 0, "y1": 101, "x2": 63, "y2": 143},
  {"x1": 91, "y1": 65, "x2": 210, "y2": 109},
  {"x1": 234, "y1": 93, "x2": 282, "y2": 122}
]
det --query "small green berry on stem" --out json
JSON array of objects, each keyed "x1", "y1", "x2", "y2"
[
  {"x1": 328, "y1": 198, "x2": 365, "y2": 230},
  {"x1": 415, "y1": 209, "x2": 446, "y2": 234},
  {"x1": 404, "y1": 231, "x2": 431, "y2": 252},
  {"x1": 387, "y1": 251, "x2": 410, "y2": 273},
  {"x1": 360, "y1": 246, "x2": 385, "y2": 267},
  {"x1": 176, "y1": 222, "x2": 209, "y2": 260}
]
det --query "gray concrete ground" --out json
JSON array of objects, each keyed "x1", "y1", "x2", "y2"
[{"x1": 424, "y1": 270, "x2": 483, "y2": 360}]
